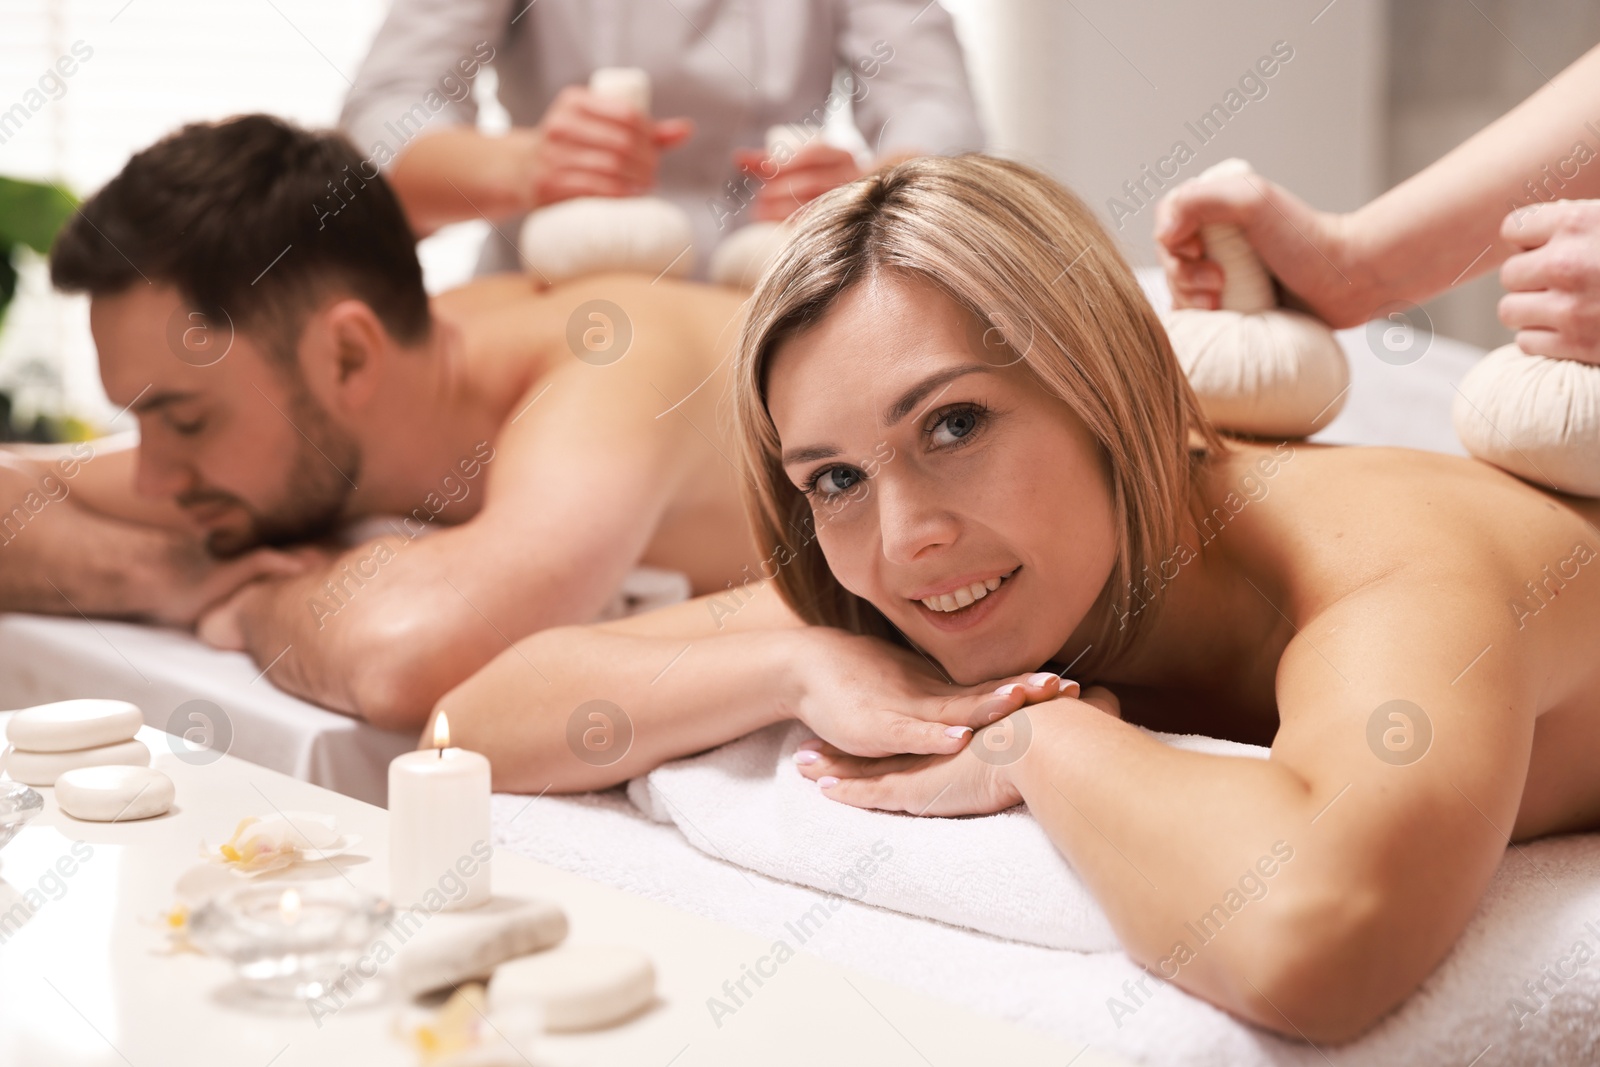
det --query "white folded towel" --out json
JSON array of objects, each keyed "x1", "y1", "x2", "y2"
[{"x1": 627, "y1": 719, "x2": 1268, "y2": 951}]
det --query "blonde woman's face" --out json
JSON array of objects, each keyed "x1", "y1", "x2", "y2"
[{"x1": 766, "y1": 274, "x2": 1119, "y2": 683}]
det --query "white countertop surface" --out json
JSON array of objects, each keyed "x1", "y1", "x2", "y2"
[{"x1": 0, "y1": 722, "x2": 1129, "y2": 1067}]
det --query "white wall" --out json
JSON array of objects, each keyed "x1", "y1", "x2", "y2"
[{"x1": 942, "y1": 0, "x2": 1387, "y2": 267}]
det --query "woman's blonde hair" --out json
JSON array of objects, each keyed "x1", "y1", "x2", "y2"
[{"x1": 730, "y1": 154, "x2": 1222, "y2": 676}]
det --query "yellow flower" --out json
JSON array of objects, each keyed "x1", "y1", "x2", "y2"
[{"x1": 402, "y1": 984, "x2": 489, "y2": 1064}]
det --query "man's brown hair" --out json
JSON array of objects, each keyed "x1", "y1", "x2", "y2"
[{"x1": 51, "y1": 113, "x2": 429, "y2": 363}]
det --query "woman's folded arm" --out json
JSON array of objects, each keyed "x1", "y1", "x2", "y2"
[
  {"x1": 434, "y1": 585, "x2": 806, "y2": 793},
  {"x1": 433, "y1": 580, "x2": 1049, "y2": 792},
  {"x1": 1010, "y1": 583, "x2": 1535, "y2": 1043}
]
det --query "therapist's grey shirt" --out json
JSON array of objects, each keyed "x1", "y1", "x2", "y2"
[{"x1": 340, "y1": 0, "x2": 985, "y2": 276}]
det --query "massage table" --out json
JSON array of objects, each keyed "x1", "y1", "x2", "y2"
[
  {"x1": 0, "y1": 567, "x2": 691, "y2": 806},
  {"x1": 3, "y1": 272, "x2": 1579, "y2": 1064}
]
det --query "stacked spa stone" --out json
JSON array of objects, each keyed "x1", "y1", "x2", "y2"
[{"x1": 4, "y1": 699, "x2": 173, "y2": 821}]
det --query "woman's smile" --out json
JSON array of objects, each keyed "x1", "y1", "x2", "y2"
[{"x1": 909, "y1": 565, "x2": 1020, "y2": 631}]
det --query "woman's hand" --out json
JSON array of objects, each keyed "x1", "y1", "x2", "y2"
[
  {"x1": 794, "y1": 686, "x2": 1121, "y2": 816},
  {"x1": 1154, "y1": 169, "x2": 1376, "y2": 327},
  {"x1": 1498, "y1": 200, "x2": 1600, "y2": 364},
  {"x1": 783, "y1": 627, "x2": 1079, "y2": 760}
]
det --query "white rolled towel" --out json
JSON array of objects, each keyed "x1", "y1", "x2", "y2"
[
  {"x1": 627, "y1": 719, "x2": 1269, "y2": 951},
  {"x1": 1453, "y1": 343, "x2": 1600, "y2": 496},
  {"x1": 518, "y1": 68, "x2": 694, "y2": 284},
  {"x1": 1160, "y1": 158, "x2": 1350, "y2": 438}
]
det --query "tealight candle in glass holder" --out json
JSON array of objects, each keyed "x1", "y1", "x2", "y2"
[{"x1": 189, "y1": 882, "x2": 392, "y2": 1001}]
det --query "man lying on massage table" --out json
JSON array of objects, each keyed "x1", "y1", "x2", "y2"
[
  {"x1": 6, "y1": 113, "x2": 760, "y2": 729},
  {"x1": 436, "y1": 155, "x2": 1600, "y2": 1043}
]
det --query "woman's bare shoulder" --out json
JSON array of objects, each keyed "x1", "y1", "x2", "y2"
[
  {"x1": 1223, "y1": 443, "x2": 1597, "y2": 579},
  {"x1": 1249, "y1": 444, "x2": 1600, "y2": 732}
]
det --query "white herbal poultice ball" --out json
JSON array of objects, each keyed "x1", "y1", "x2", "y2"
[
  {"x1": 1164, "y1": 306, "x2": 1350, "y2": 437},
  {"x1": 709, "y1": 219, "x2": 795, "y2": 289},
  {"x1": 709, "y1": 124, "x2": 816, "y2": 289},
  {"x1": 1159, "y1": 158, "x2": 1350, "y2": 438},
  {"x1": 518, "y1": 68, "x2": 695, "y2": 283},
  {"x1": 520, "y1": 196, "x2": 694, "y2": 282},
  {"x1": 1453, "y1": 343, "x2": 1600, "y2": 497}
]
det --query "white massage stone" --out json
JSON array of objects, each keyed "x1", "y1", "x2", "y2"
[
  {"x1": 519, "y1": 68, "x2": 694, "y2": 284},
  {"x1": 4, "y1": 737, "x2": 150, "y2": 787},
  {"x1": 6, "y1": 698, "x2": 142, "y2": 753},
  {"x1": 1453, "y1": 343, "x2": 1600, "y2": 496},
  {"x1": 55, "y1": 765, "x2": 174, "y2": 822},
  {"x1": 488, "y1": 944, "x2": 655, "y2": 1031},
  {"x1": 710, "y1": 125, "x2": 813, "y2": 289},
  {"x1": 1161, "y1": 158, "x2": 1350, "y2": 437},
  {"x1": 393, "y1": 896, "x2": 569, "y2": 996}
]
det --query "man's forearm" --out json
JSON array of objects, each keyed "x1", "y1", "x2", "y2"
[
  {"x1": 1350, "y1": 41, "x2": 1600, "y2": 309},
  {"x1": 438, "y1": 624, "x2": 802, "y2": 793},
  {"x1": 230, "y1": 529, "x2": 606, "y2": 728},
  {"x1": 232, "y1": 533, "x2": 444, "y2": 721}
]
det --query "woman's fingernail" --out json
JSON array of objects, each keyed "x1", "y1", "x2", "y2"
[
  {"x1": 794, "y1": 750, "x2": 820, "y2": 765},
  {"x1": 1060, "y1": 678, "x2": 1081, "y2": 695},
  {"x1": 945, "y1": 725, "x2": 972, "y2": 738},
  {"x1": 1026, "y1": 673, "x2": 1056, "y2": 686},
  {"x1": 994, "y1": 683, "x2": 1023, "y2": 696},
  {"x1": 818, "y1": 776, "x2": 840, "y2": 789}
]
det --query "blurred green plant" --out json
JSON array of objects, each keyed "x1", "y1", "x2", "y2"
[
  {"x1": 0, "y1": 176, "x2": 77, "y2": 329},
  {"x1": 0, "y1": 176, "x2": 81, "y2": 442}
]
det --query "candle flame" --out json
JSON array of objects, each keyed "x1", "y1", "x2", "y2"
[
  {"x1": 433, "y1": 712, "x2": 451, "y2": 751},
  {"x1": 279, "y1": 888, "x2": 301, "y2": 925}
]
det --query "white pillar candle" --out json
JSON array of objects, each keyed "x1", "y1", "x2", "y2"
[{"x1": 388, "y1": 713, "x2": 492, "y2": 912}]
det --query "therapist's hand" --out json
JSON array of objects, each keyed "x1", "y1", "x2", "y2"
[
  {"x1": 517, "y1": 85, "x2": 693, "y2": 208},
  {"x1": 1498, "y1": 200, "x2": 1600, "y2": 365},
  {"x1": 1155, "y1": 169, "x2": 1374, "y2": 327},
  {"x1": 732, "y1": 142, "x2": 861, "y2": 222}
]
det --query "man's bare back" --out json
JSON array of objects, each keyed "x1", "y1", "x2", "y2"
[{"x1": 433, "y1": 272, "x2": 758, "y2": 593}]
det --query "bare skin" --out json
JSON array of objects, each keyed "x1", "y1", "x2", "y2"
[
  {"x1": 67, "y1": 272, "x2": 762, "y2": 728},
  {"x1": 443, "y1": 274, "x2": 1600, "y2": 1044},
  {"x1": 389, "y1": 89, "x2": 694, "y2": 236},
  {"x1": 0, "y1": 440, "x2": 304, "y2": 624}
]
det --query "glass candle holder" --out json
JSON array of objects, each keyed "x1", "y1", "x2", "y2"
[
  {"x1": 0, "y1": 780, "x2": 43, "y2": 852},
  {"x1": 189, "y1": 881, "x2": 393, "y2": 1001}
]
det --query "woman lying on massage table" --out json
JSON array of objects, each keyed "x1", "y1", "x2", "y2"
[{"x1": 439, "y1": 155, "x2": 1600, "y2": 1043}]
